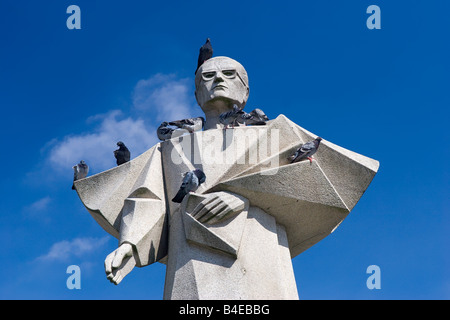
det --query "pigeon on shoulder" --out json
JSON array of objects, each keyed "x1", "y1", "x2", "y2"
[
  {"x1": 219, "y1": 105, "x2": 245, "y2": 129},
  {"x1": 157, "y1": 122, "x2": 175, "y2": 141},
  {"x1": 169, "y1": 117, "x2": 205, "y2": 133},
  {"x1": 238, "y1": 108, "x2": 269, "y2": 126}
]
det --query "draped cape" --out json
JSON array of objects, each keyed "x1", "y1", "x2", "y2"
[{"x1": 75, "y1": 115, "x2": 379, "y2": 266}]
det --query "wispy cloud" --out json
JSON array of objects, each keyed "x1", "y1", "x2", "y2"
[
  {"x1": 133, "y1": 73, "x2": 199, "y2": 122},
  {"x1": 37, "y1": 236, "x2": 109, "y2": 262},
  {"x1": 48, "y1": 110, "x2": 156, "y2": 173},
  {"x1": 22, "y1": 196, "x2": 53, "y2": 223},
  {"x1": 45, "y1": 73, "x2": 200, "y2": 174},
  {"x1": 24, "y1": 196, "x2": 52, "y2": 212}
]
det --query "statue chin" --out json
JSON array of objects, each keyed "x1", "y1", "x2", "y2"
[{"x1": 201, "y1": 96, "x2": 243, "y2": 114}]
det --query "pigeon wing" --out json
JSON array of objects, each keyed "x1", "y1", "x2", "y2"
[{"x1": 300, "y1": 141, "x2": 315, "y2": 152}]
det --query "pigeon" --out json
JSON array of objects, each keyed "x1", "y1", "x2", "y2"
[
  {"x1": 157, "y1": 122, "x2": 175, "y2": 141},
  {"x1": 288, "y1": 137, "x2": 322, "y2": 164},
  {"x1": 72, "y1": 160, "x2": 89, "y2": 190},
  {"x1": 238, "y1": 108, "x2": 269, "y2": 126},
  {"x1": 114, "y1": 141, "x2": 131, "y2": 166},
  {"x1": 169, "y1": 117, "x2": 205, "y2": 133},
  {"x1": 195, "y1": 38, "x2": 213, "y2": 74},
  {"x1": 219, "y1": 105, "x2": 245, "y2": 129},
  {"x1": 172, "y1": 169, "x2": 206, "y2": 203}
]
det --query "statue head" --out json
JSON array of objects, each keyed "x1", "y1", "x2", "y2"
[{"x1": 195, "y1": 56, "x2": 249, "y2": 116}]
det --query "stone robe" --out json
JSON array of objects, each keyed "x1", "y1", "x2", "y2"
[{"x1": 74, "y1": 115, "x2": 379, "y2": 299}]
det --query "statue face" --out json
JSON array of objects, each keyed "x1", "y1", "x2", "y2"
[{"x1": 195, "y1": 57, "x2": 249, "y2": 111}]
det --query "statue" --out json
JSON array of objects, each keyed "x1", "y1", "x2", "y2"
[{"x1": 74, "y1": 56, "x2": 379, "y2": 299}]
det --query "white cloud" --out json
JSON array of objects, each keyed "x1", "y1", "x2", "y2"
[
  {"x1": 37, "y1": 236, "x2": 109, "y2": 262},
  {"x1": 22, "y1": 196, "x2": 52, "y2": 222},
  {"x1": 46, "y1": 73, "x2": 200, "y2": 174},
  {"x1": 133, "y1": 73, "x2": 199, "y2": 122},
  {"x1": 25, "y1": 196, "x2": 52, "y2": 212},
  {"x1": 48, "y1": 110, "x2": 157, "y2": 173}
]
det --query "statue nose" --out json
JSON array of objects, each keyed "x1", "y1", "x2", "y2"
[{"x1": 214, "y1": 72, "x2": 224, "y2": 82}]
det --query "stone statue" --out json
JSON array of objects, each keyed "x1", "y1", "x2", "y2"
[{"x1": 74, "y1": 56, "x2": 379, "y2": 299}]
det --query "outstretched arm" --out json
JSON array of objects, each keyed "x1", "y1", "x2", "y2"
[{"x1": 103, "y1": 197, "x2": 168, "y2": 284}]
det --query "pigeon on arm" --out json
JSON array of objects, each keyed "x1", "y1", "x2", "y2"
[
  {"x1": 72, "y1": 160, "x2": 89, "y2": 190},
  {"x1": 114, "y1": 141, "x2": 131, "y2": 166},
  {"x1": 289, "y1": 137, "x2": 322, "y2": 164}
]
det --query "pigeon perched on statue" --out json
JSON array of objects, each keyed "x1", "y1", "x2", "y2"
[
  {"x1": 195, "y1": 38, "x2": 213, "y2": 74},
  {"x1": 72, "y1": 160, "x2": 89, "y2": 190},
  {"x1": 157, "y1": 122, "x2": 175, "y2": 141},
  {"x1": 219, "y1": 105, "x2": 245, "y2": 129},
  {"x1": 289, "y1": 137, "x2": 322, "y2": 164},
  {"x1": 172, "y1": 169, "x2": 206, "y2": 203},
  {"x1": 114, "y1": 141, "x2": 131, "y2": 166},
  {"x1": 169, "y1": 117, "x2": 205, "y2": 133},
  {"x1": 238, "y1": 108, "x2": 269, "y2": 126}
]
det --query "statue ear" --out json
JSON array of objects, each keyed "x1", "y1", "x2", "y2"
[
  {"x1": 194, "y1": 90, "x2": 200, "y2": 106},
  {"x1": 244, "y1": 86, "x2": 250, "y2": 104}
]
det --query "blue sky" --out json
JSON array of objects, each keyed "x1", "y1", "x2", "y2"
[{"x1": 0, "y1": 0, "x2": 448, "y2": 299}]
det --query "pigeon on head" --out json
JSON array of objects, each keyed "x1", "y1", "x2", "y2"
[{"x1": 195, "y1": 38, "x2": 213, "y2": 74}]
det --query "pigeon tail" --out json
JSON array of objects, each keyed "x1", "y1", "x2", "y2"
[
  {"x1": 172, "y1": 190, "x2": 187, "y2": 203},
  {"x1": 250, "y1": 121, "x2": 267, "y2": 126}
]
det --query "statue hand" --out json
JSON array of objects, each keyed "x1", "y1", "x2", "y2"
[
  {"x1": 190, "y1": 192, "x2": 246, "y2": 224},
  {"x1": 104, "y1": 242, "x2": 136, "y2": 285}
]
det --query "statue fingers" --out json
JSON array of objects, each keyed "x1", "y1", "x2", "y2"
[
  {"x1": 205, "y1": 205, "x2": 234, "y2": 224},
  {"x1": 198, "y1": 202, "x2": 229, "y2": 224},
  {"x1": 104, "y1": 251, "x2": 116, "y2": 274},
  {"x1": 111, "y1": 243, "x2": 132, "y2": 268},
  {"x1": 112, "y1": 271, "x2": 123, "y2": 285},
  {"x1": 191, "y1": 196, "x2": 220, "y2": 219},
  {"x1": 191, "y1": 194, "x2": 218, "y2": 217},
  {"x1": 192, "y1": 197, "x2": 223, "y2": 221},
  {"x1": 203, "y1": 194, "x2": 246, "y2": 224},
  {"x1": 112, "y1": 252, "x2": 125, "y2": 269}
]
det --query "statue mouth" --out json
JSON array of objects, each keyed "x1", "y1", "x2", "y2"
[{"x1": 213, "y1": 85, "x2": 227, "y2": 90}]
